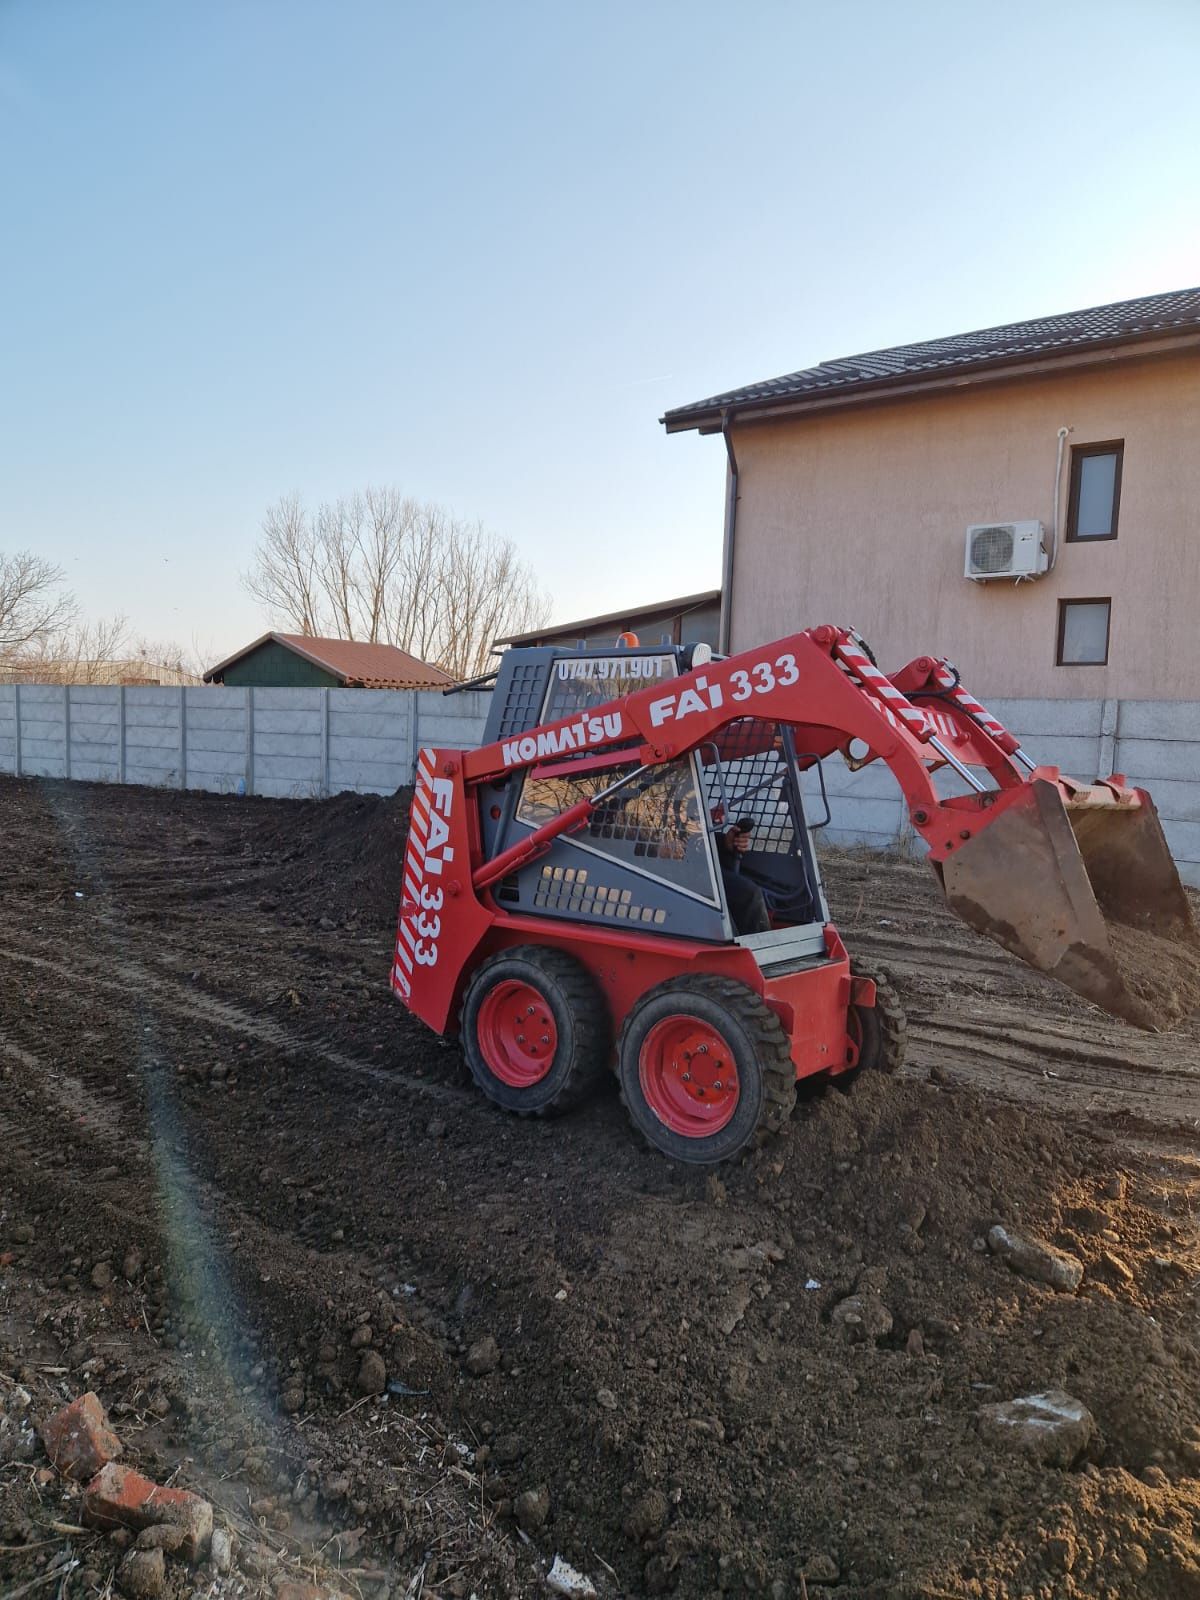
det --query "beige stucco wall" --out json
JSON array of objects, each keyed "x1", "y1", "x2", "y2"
[{"x1": 727, "y1": 353, "x2": 1200, "y2": 698}]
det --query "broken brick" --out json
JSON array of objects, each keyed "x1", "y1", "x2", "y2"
[
  {"x1": 41, "y1": 1392, "x2": 122, "y2": 1481},
  {"x1": 83, "y1": 1462, "x2": 212, "y2": 1561}
]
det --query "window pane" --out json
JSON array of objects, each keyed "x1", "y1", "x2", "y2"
[
  {"x1": 1060, "y1": 601, "x2": 1109, "y2": 664},
  {"x1": 517, "y1": 757, "x2": 717, "y2": 899},
  {"x1": 1076, "y1": 452, "x2": 1118, "y2": 538}
]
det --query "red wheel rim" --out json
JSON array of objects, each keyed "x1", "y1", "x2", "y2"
[
  {"x1": 477, "y1": 979, "x2": 558, "y2": 1088},
  {"x1": 639, "y1": 1015, "x2": 740, "y2": 1137}
]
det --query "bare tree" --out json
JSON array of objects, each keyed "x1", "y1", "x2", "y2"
[
  {"x1": 9, "y1": 615, "x2": 203, "y2": 686},
  {"x1": 43, "y1": 614, "x2": 132, "y2": 684},
  {"x1": 241, "y1": 488, "x2": 549, "y2": 679},
  {"x1": 242, "y1": 494, "x2": 323, "y2": 637},
  {"x1": 0, "y1": 550, "x2": 76, "y2": 653}
]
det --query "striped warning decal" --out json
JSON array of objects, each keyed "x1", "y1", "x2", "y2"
[
  {"x1": 392, "y1": 748, "x2": 437, "y2": 999},
  {"x1": 834, "y1": 635, "x2": 935, "y2": 742},
  {"x1": 934, "y1": 664, "x2": 1011, "y2": 743}
]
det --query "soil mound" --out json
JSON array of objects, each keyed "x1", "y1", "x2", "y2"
[
  {"x1": 1106, "y1": 920, "x2": 1200, "y2": 1031},
  {"x1": 4, "y1": 783, "x2": 1200, "y2": 1599},
  {"x1": 454, "y1": 1071, "x2": 1200, "y2": 1597},
  {"x1": 257, "y1": 786, "x2": 414, "y2": 927}
]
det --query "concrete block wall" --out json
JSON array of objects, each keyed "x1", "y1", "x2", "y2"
[
  {"x1": 2, "y1": 681, "x2": 1199, "y2": 886},
  {"x1": 0, "y1": 684, "x2": 490, "y2": 799}
]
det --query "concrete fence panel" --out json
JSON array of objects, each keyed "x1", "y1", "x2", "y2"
[
  {"x1": 0, "y1": 683, "x2": 491, "y2": 800},
  {"x1": 0, "y1": 683, "x2": 1197, "y2": 884},
  {"x1": 0, "y1": 686, "x2": 15, "y2": 768},
  {"x1": 1118, "y1": 701, "x2": 1200, "y2": 742},
  {"x1": 68, "y1": 687, "x2": 122, "y2": 783}
]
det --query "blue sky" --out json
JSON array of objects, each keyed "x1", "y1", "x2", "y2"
[{"x1": 2, "y1": 0, "x2": 1198, "y2": 662}]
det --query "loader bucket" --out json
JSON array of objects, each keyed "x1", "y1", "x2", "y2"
[{"x1": 939, "y1": 778, "x2": 1200, "y2": 1030}]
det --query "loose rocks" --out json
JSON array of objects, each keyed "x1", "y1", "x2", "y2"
[
  {"x1": 515, "y1": 1484, "x2": 551, "y2": 1531},
  {"x1": 804, "y1": 1553, "x2": 840, "y2": 1584},
  {"x1": 41, "y1": 1392, "x2": 122, "y2": 1481},
  {"x1": 830, "y1": 1292, "x2": 893, "y2": 1344},
  {"x1": 465, "y1": 1335, "x2": 501, "y2": 1377},
  {"x1": 1100, "y1": 1248, "x2": 1135, "y2": 1285},
  {"x1": 977, "y1": 1390, "x2": 1095, "y2": 1468},
  {"x1": 134, "y1": 1525, "x2": 188, "y2": 1554},
  {"x1": 546, "y1": 1555, "x2": 597, "y2": 1597},
  {"x1": 83, "y1": 1462, "x2": 213, "y2": 1561},
  {"x1": 624, "y1": 1489, "x2": 669, "y2": 1542},
  {"x1": 117, "y1": 1548, "x2": 165, "y2": 1600},
  {"x1": 986, "y1": 1225, "x2": 1083, "y2": 1292},
  {"x1": 356, "y1": 1350, "x2": 387, "y2": 1395},
  {"x1": 210, "y1": 1528, "x2": 233, "y2": 1574}
]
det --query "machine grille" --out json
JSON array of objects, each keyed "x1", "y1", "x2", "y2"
[{"x1": 533, "y1": 864, "x2": 666, "y2": 925}]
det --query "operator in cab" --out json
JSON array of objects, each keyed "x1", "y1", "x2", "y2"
[{"x1": 715, "y1": 816, "x2": 771, "y2": 936}]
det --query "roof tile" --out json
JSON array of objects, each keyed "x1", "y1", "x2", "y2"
[
  {"x1": 274, "y1": 635, "x2": 454, "y2": 688},
  {"x1": 663, "y1": 286, "x2": 1200, "y2": 424},
  {"x1": 204, "y1": 633, "x2": 453, "y2": 688}
]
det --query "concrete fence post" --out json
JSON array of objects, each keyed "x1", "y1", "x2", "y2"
[
  {"x1": 408, "y1": 693, "x2": 421, "y2": 783},
  {"x1": 118, "y1": 686, "x2": 127, "y2": 783},
  {"x1": 63, "y1": 685, "x2": 71, "y2": 779},
  {"x1": 179, "y1": 685, "x2": 188, "y2": 790},
  {"x1": 321, "y1": 689, "x2": 331, "y2": 796},
  {"x1": 1098, "y1": 697, "x2": 1119, "y2": 779},
  {"x1": 245, "y1": 687, "x2": 255, "y2": 795},
  {"x1": 13, "y1": 683, "x2": 21, "y2": 778}
]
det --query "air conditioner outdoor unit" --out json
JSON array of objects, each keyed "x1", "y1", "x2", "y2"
[{"x1": 964, "y1": 520, "x2": 1048, "y2": 582}]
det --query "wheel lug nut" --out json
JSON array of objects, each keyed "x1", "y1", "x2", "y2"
[{"x1": 682, "y1": 1072, "x2": 691, "y2": 1082}]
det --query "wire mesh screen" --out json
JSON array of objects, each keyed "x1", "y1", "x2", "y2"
[
  {"x1": 699, "y1": 719, "x2": 799, "y2": 857},
  {"x1": 496, "y1": 661, "x2": 551, "y2": 738},
  {"x1": 518, "y1": 758, "x2": 717, "y2": 900}
]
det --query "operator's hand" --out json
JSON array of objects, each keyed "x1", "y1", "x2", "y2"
[{"x1": 725, "y1": 828, "x2": 751, "y2": 855}]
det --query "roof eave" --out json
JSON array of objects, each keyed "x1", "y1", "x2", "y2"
[
  {"x1": 662, "y1": 326, "x2": 1200, "y2": 435},
  {"x1": 202, "y1": 630, "x2": 281, "y2": 682},
  {"x1": 494, "y1": 588, "x2": 722, "y2": 649}
]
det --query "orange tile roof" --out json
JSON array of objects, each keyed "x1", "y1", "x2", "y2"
[{"x1": 205, "y1": 632, "x2": 454, "y2": 689}]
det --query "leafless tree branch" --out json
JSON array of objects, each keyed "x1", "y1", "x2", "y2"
[
  {"x1": 241, "y1": 488, "x2": 549, "y2": 678},
  {"x1": 0, "y1": 550, "x2": 77, "y2": 652}
]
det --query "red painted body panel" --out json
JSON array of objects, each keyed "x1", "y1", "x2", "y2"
[
  {"x1": 391, "y1": 626, "x2": 1156, "y2": 1089},
  {"x1": 392, "y1": 755, "x2": 859, "y2": 1083}
]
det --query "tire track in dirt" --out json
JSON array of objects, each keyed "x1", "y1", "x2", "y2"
[
  {"x1": 0, "y1": 941, "x2": 463, "y2": 1111},
  {"x1": 823, "y1": 853, "x2": 1200, "y2": 1135}
]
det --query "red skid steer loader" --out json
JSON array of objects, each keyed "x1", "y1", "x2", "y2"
[{"x1": 391, "y1": 626, "x2": 1199, "y2": 1163}]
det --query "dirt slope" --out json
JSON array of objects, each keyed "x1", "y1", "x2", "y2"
[{"x1": 2, "y1": 777, "x2": 1199, "y2": 1600}]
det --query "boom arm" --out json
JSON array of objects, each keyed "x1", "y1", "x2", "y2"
[
  {"x1": 463, "y1": 625, "x2": 1031, "y2": 865},
  {"x1": 406, "y1": 623, "x2": 1198, "y2": 1033}
]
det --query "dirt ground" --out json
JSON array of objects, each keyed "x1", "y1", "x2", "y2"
[{"x1": 2, "y1": 776, "x2": 1199, "y2": 1600}]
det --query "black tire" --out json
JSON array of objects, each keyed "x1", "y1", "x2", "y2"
[
  {"x1": 848, "y1": 964, "x2": 907, "y2": 1075},
  {"x1": 617, "y1": 974, "x2": 796, "y2": 1165},
  {"x1": 461, "y1": 946, "x2": 611, "y2": 1117}
]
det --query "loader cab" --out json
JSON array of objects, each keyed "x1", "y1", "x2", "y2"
[{"x1": 477, "y1": 643, "x2": 830, "y2": 957}]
